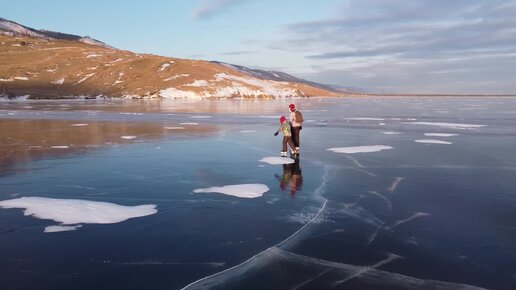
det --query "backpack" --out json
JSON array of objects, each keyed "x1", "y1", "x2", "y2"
[{"x1": 295, "y1": 111, "x2": 304, "y2": 123}]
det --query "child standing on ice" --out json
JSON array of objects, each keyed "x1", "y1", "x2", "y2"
[{"x1": 274, "y1": 116, "x2": 296, "y2": 157}]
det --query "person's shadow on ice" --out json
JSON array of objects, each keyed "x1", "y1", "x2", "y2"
[{"x1": 274, "y1": 157, "x2": 303, "y2": 198}]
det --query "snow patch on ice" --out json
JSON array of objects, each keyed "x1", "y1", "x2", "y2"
[
  {"x1": 44, "y1": 225, "x2": 82, "y2": 233},
  {"x1": 0, "y1": 197, "x2": 157, "y2": 232},
  {"x1": 381, "y1": 132, "x2": 402, "y2": 135},
  {"x1": 404, "y1": 122, "x2": 486, "y2": 129},
  {"x1": 180, "y1": 122, "x2": 198, "y2": 125},
  {"x1": 424, "y1": 133, "x2": 457, "y2": 137},
  {"x1": 121, "y1": 136, "x2": 137, "y2": 140},
  {"x1": 164, "y1": 126, "x2": 185, "y2": 130},
  {"x1": 51, "y1": 145, "x2": 70, "y2": 149},
  {"x1": 240, "y1": 130, "x2": 256, "y2": 133},
  {"x1": 193, "y1": 184, "x2": 269, "y2": 199},
  {"x1": 259, "y1": 157, "x2": 295, "y2": 165},
  {"x1": 327, "y1": 145, "x2": 394, "y2": 154},
  {"x1": 14, "y1": 76, "x2": 29, "y2": 80},
  {"x1": 415, "y1": 139, "x2": 453, "y2": 145},
  {"x1": 70, "y1": 123, "x2": 88, "y2": 127},
  {"x1": 346, "y1": 117, "x2": 385, "y2": 121}
]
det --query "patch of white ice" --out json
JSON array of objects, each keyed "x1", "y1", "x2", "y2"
[
  {"x1": 44, "y1": 225, "x2": 82, "y2": 233},
  {"x1": 424, "y1": 133, "x2": 458, "y2": 137},
  {"x1": 51, "y1": 145, "x2": 70, "y2": 149},
  {"x1": 180, "y1": 122, "x2": 198, "y2": 125},
  {"x1": 14, "y1": 76, "x2": 28, "y2": 80},
  {"x1": 193, "y1": 184, "x2": 269, "y2": 199},
  {"x1": 70, "y1": 123, "x2": 88, "y2": 127},
  {"x1": 404, "y1": 122, "x2": 486, "y2": 129},
  {"x1": 327, "y1": 145, "x2": 394, "y2": 154},
  {"x1": 259, "y1": 157, "x2": 295, "y2": 165},
  {"x1": 121, "y1": 136, "x2": 137, "y2": 140},
  {"x1": 346, "y1": 117, "x2": 385, "y2": 121},
  {"x1": 240, "y1": 130, "x2": 256, "y2": 133},
  {"x1": 381, "y1": 132, "x2": 402, "y2": 135},
  {"x1": 0, "y1": 197, "x2": 157, "y2": 232},
  {"x1": 414, "y1": 139, "x2": 453, "y2": 145},
  {"x1": 164, "y1": 126, "x2": 185, "y2": 130}
]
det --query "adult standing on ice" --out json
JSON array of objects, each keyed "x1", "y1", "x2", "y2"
[{"x1": 289, "y1": 104, "x2": 303, "y2": 154}]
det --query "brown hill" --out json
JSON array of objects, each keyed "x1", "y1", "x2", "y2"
[{"x1": 0, "y1": 34, "x2": 340, "y2": 99}]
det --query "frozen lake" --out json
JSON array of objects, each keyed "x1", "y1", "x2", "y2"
[{"x1": 1, "y1": 97, "x2": 515, "y2": 289}]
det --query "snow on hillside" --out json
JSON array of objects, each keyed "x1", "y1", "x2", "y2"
[{"x1": 0, "y1": 19, "x2": 48, "y2": 39}]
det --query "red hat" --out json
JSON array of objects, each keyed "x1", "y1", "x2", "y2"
[
  {"x1": 280, "y1": 116, "x2": 286, "y2": 123},
  {"x1": 289, "y1": 104, "x2": 296, "y2": 110}
]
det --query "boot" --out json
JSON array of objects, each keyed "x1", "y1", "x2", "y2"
[{"x1": 281, "y1": 151, "x2": 287, "y2": 157}]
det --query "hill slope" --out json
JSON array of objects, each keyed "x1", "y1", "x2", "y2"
[{"x1": 0, "y1": 19, "x2": 342, "y2": 99}]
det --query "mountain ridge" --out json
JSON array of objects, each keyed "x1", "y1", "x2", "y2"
[{"x1": 0, "y1": 18, "x2": 349, "y2": 99}]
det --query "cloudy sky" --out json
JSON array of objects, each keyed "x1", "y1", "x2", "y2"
[{"x1": 2, "y1": 0, "x2": 516, "y2": 94}]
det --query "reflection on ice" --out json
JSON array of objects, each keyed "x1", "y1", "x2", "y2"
[
  {"x1": 193, "y1": 184, "x2": 270, "y2": 199},
  {"x1": 0, "y1": 197, "x2": 157, "y2": 233}
]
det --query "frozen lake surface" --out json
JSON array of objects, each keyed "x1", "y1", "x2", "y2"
[{"x1": 1, "y1": 97, "x2": 516, "y2": 289}]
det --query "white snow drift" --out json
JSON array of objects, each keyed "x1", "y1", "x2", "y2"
[
  {"x1": 259, "y1": 157, "x2": 295, "y2": 165},
  {"x1": 0, "y1": 197, "x2": 157, "y2": 233},
  {"x1": 327, "y1": 145, "x2": 394, "y2": 154},
  {"x1": 193, "y1": 184, "x2": 269, "y2": 199}
]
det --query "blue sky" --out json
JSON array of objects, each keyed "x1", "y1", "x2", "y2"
[{"x1": 2, "y1": 0, "x2": 516, "y2": 94}]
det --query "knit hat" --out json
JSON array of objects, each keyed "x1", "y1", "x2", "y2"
[
  {"x1": 289, "y1": 104, "x2": 296, "y2": 111},
  {"x1": 280, "y1": 116, "x2": 287, "y2": 123}
]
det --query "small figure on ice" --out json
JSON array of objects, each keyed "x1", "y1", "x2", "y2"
[
  {"x1": 274, "y1": 116, "x2": 296, "y2": 157},
  {"x1": 289, "y1": 103, "x2": 303, "y2": 154}
]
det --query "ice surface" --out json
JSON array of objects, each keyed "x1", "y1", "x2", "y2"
[
  {"x1": 404, "y1": 122, "x2": 486, "y2": 129},
  {"x1": 346, "y1": 117, "x2": 385, "y2": 121},
  {"x1": 44, "y1": 225, "x2": 82, "y2": 233},
  {"x1": 414, "y1": 139, "x2": 453, "y2": 145},
  {"x1": 327, "y1": 145, "x2": 394, "y2": 154},
  {"x1": 381, "y1": 132, "x2": 402, "y2": 135},
  {"x1": 259, "y1": 157, "x2": 295, "y2": 165},
  {"x1": 424, "y1": 133, "x2": 458, "y2": 137},
  {"x1": 0, "y1": 197, "x2": 157, "y2": 231},
  {"x1": 180, "y1": 122, "x2": 199, "y2": 125},
  {"x1": 193, "y1": 184, "x2": 269, "y2": 199},
  {"x1": 50, "y1": 145, "x2": 70, "y2": 149},
  {"x1": 240, "y1": 130, "x2": 256, "y2": 133}
]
